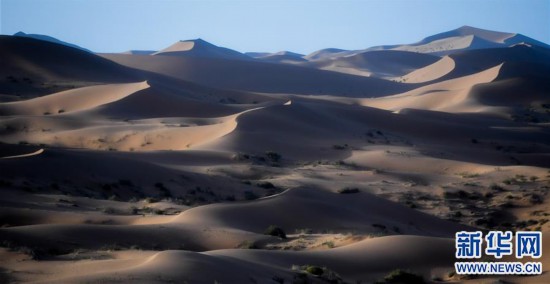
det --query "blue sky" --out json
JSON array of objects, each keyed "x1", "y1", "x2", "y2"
[{"x1": 1, "y1": 0, "x2": 549, "y2": 54}]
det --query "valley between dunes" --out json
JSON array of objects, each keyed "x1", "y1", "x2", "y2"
[{"x1": 1, "y1": 26, "x2": 550, "y2": 283}]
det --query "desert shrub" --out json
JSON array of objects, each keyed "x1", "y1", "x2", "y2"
[
  {"x1": 244, "y1": 191, "x2": 258, "y2": 200},
  {"x1": 101, "y1": 207, "x2": 115, "y2": 214},
  {"x1": 296, "y1": 228, "x2": 313, "y2": 234},
  {"x1": 144, "y1": 197, "x2": 159, "y2": 203},
  {"x1": 129, "y1": 206, "x2": 139, "y2": 215},
  {"x1": 372, "y1": 223, "x2": 387, "y2": 230},
  {"x1": 293, "y1": 265, "x2": 343, "y2": 283},
  {"x1": 530, "y1": 194, "x2": 543, "y2": 204},
  {"x1": 232, "y1": 152, "x2": 250, "y2": 161},
  {"x1": 236, "y1": 240, "x2": 258, "y2": 249},
  {"x1": 515, "y1": 174, "x2": 528, "y2": 182},
  {"x1": 489, "y1": 183, "x2": 504, "y2": 191},
  {"x1": 155, "y1": 182, "x2": 172, "y2": 198},
  {"x1": 337, "y1": 187, "x2": 359, "y2": 194},
  {"x1": 381, "y1": 269, "x2": 425, "y2": 284},
  {"x1": 257, "y1": 181, "x2": 275, "y2": 189},
  {"x1": 332, "y1": 144, "x2": 348, "y2": 150},
  {"x1": 405, "y1": 200, "x2": 417, "y2": 208},
  {"x1": 305, "y1": 265, "x2": 324, "y2": 276},
  {"x1": 264, "y1": 225, "x2": 287, "y2": 239},
  {"x1": 265, "y1": 151, "x2": 281, "y2": 162},
  {"x1": 457, "y1": 172, "x2": 479, "y2": 178},
  {"x1": 16, "y1": 247, "x2": 56, "y2": 260}
]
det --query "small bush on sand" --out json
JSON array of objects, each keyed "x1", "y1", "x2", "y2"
[
  {"x1": 257, "y1": 181, "x2": 275, "y2": 189},
  {"x1": 292, "y1": 265, "x2": 343, "y2": 283},
  {"x1": 337, "y1": 187, "x2": 359, "y2": 194},
  {"x1": 236, "y1": 240, "x2": 258, "y2": 249},
  {"x1": 332, "y1": 144, "x2": 348, "y2": 150},
  {"x1": 379, "y1": 269, "x2": 425, "y2": 284},
  {"x1": 489, "y1": 183, "x2": 504, "y2": 191},
  {"x1": 265, "y1": 151, "x2": 281, "y2": 162},
  {"x1": 244, "y1": 191, "x2": 259, "y2": 200},
  {"x1": 264, "y1": 225, "x2": 287, "y2": 239},
  {"x1": 305, "y1": 265, "x2": 324, "y2": 276}
]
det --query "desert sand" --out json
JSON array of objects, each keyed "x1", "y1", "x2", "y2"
[{"x1": 1, "y1": 26, "x2": 549, "y2": 283}]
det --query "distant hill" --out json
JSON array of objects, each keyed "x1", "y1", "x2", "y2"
[
  {"x1": 153, "y1": 38, "x2": 250, "y2": 60},
  {"x1": 305, "y1": 26, "x2": 550, "y2": 60},
  {"x1": 13, "y1": 31, "x2": 91, "y2": 52}
]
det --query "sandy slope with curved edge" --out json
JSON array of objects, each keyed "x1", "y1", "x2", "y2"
[
  {"x1": 0, "y1": 81, "x2": 150, "y2": 116},
  {"x1": 360, "y1": 63, "x2": 502, "y2": 113},
  {"x1": 0, "y1": 82, "x2": 285, "y2": 151},
  {"x1": 173, "y1": 187, "x2": 470, "y2": 237},
  {"x1": 307, "y1": 50, "x2": 441, "y2": 78},
  {"x1": 36, "y1": 235, "x2": 455, "y2": 284},
  {"x1": 0, "y1": 148, "x2": 43, "y2": 159},
  {"x1": 402, "y1": 56, "x2": 456, "y2": 83},
  {"x1": 101, "y1": 53, "x2": 413, "y2": 97}
]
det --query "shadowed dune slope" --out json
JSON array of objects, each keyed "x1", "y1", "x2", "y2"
[
  {"x1": 101, "y1": 53, "x2": 413, "y2": 97},
  {"x1": 46, "y1": 236, "x2": 455, "y2": 284},
  {"x1": 308, "y1": 50, "x2": 440, "y2": 78},
  {"x1": 175, "y1": 187, "x2": 470, "y2": 237},
  {"x1": 0, "y1": 81, "x2": 150, "y2": 116},
  {"x1": 0, "y1": 36, "x2": 138, "y2": 84},
  {"x1": 403, "y1": 44, "x2": 550, "y2": 84}
]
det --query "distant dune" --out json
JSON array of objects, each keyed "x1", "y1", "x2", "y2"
[{"x1": 153, "y1": 38, "x2": 251, "y2": 61}]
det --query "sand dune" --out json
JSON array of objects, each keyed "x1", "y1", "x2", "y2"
[
  {"x1": 101, "y1": 52, "x2": 413, "y2": 97},
  {"x1": 153, "y1": 39, "x2": 250, "y2": 61},
  {"x1": 1, "y1": 27, "x2": 550, "y2": 284},
  {"x1": 175, "y1": 187, "x2": 470, "y2": 237},
  {"x1": 302, "y1": 26, "x2": 549, "y2": 67},
  {"x1": 304, "y1": 48, "x2": 349, "y2": 60},
  {"x1": 411, "y1": 44, "x2": 550, "y2": 84},
  {"x1": 40, "y1": 235, "x2": 455, "y2": 283},
  {"x1": 365, "y1": 26, "x2": 549, "y2": 55},
  {"x1": 0, "y1": 36, "x2": 138, "y2": 88},
  {"x1": 0, "y1": 81, "x2": 150, "y2": 116},
  {"x1": 248, "y1": 51, "x2": 307, "y2": 64},
  {"x1": 401, "y1": 56, "x2": 456, "y2": 83},
  {"x1": 308, "y1": 50, "x2": 440, "y2": 78},
  {"x1": 13, "y1": 31, "x2": 91, "y2": 53},
  {"x1": 361, "y1": 64, "x2": 503, "y2": 113}
]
